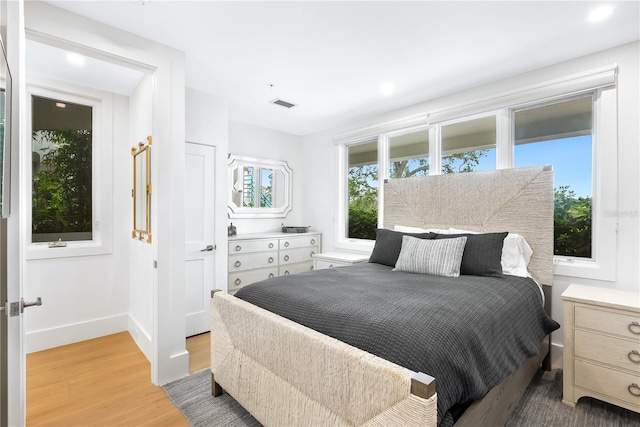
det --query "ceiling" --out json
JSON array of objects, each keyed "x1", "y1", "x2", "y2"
[{"x1": 38, "y1": 1, "x2": 639, "y2": 136}]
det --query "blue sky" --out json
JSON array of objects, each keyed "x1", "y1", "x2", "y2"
[{"x1": 458, "y1": 135, "x2": 593, "y2": 198}]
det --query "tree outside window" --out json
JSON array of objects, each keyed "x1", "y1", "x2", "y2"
[{"x1": 31, "y1": 96, "x2": 93, "y2": 243}]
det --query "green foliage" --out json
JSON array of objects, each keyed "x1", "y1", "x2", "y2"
[
  {"x1": 442, "y1": 150, "x2": 488, "y2": 174},
  {"x1": 554, "y1": 185, "x2": 592, "y2": 258},
  {"x1": 348, "y1": 149, "x2": 593, "y2": 258},
  {"x1": 32, "y1": 129, "x2": 92, "y2": 235}
]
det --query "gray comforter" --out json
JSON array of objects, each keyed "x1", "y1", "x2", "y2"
[{"x1": 235, "y1": 262, "x2": 560, "y2": 426}]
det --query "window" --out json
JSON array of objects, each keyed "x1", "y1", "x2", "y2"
[
  {"x1": 336, "y1": 68, "x2": 617, "y2": 280},
  {"x1": 346, "y1": 138, "x2": 378, "y2": 240},
  {"x1": 238, "y1": 166, "x2": 274, "y2": 208},
  {"x1": 27, "y1": 83, "x2": 113, "y2": 259},
  {"x1": 31, "y1": 95, "x2": 93, "y2": 243},
  {"x1": 441, "y1": 116, "x2": 496, "y2": 173},
  {"x1": 513, "y1": 96, "x2": 593, "y2": 259},
  {"x1": 388, "y1": 128, "x2": 429, "y2": 179}
]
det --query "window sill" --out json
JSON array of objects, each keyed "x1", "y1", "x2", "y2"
[
  {"x1": 27, "y1": 240, "x2": 112, "y2": 260},
  {"x1": 335, "y1": 238, "x2": 375, "y2": 254},
  {"x1": 553, "y1": 257, "x2": 616, "y2": 282}
]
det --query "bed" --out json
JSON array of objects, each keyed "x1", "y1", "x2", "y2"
[{"x1": 210, "y1": 166, "x2": 558, "y2": 427}]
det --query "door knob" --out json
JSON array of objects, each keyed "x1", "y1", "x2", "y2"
[
  {"x1": 21, "y1": 297, "x2": 43, "y2": 313},
  {"x1": 201, "y1": 245, "x2": 216, "y2": 252}
]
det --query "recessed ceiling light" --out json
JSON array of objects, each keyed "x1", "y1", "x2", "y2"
[
  {"x1": 379, "y1": 83, "x2": 395, "y2": 96},
  {"x1": 55, "y1": 102, "x2": 66, "y2": 108},
  {"x1": 588, "y1": 5, "x2": 613, "y2": 22},
  {"x1": 66, "y1": 52, "x2": 85, "y2": 66}
]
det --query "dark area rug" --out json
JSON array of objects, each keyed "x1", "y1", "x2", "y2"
[{"x1": 163, "y1": 369, "x2": 640, "y2": 426}]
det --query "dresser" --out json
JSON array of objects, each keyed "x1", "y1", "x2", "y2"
[
  {"x1": 228, "y1": 232, "x2": 321, "y2": 294},
  {"x1": 313, "y1": 252, "x2": 369, "y2": 270},
  {"x1": 562, "y1": 284, "x2": 640, "y2": 412}
]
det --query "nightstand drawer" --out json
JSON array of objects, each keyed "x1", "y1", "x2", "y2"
[
  {"x1": 575, "y1": 359, "x2": 640, "y2": 407},
  {"x1": 575, "y1": 306, "x2": 640, "y2": 341},
  {"x1": 575, "y1": 330, "x2": 640, "y2": 372},
  {"x1": 315, "y1": 259, "x2": 349, "y2": 269}
]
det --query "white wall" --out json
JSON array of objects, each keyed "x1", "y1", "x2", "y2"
[
  {"x1": 128, "y1": 73, "x2": 153, "y2": 360},
  {"x1": 24, "y1": 91, "x2": 130, "y2": 353},
  {"x1": 301, "y1": 41, "x2": 640, "y2": 368},
  {"x1": 228, "y1": 121, "x2": 305, "y2": 234},
  {"x1": 186, "y1": 88, "x2": 229, "y2": 292},
  {"x1": 24, "y1": 2, "x2": 188, "y2": 385}
]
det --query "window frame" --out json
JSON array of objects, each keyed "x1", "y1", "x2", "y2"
[
  {"x1": 26, "y1": 82, "x2": 113, "y2": 260},
  {"x1": 335, "y1": 67, "x2": 618, "y2": 281}
]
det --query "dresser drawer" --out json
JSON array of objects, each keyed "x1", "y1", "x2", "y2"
[
  {"x1": 575, "y1": 306, "x2": 640, "y2": 341},
  {"x1": 229, "y1": 267, "x2": 278, "y2": 293},
  {"x1": 229, "y1": 239, "x2": 278, "y2": 254},
  {"x1": 280, "y1": 247, "x2": 318, "y2": 265},
  {"x1": 575, "y1": 359, "x2": 640, "y2": 407},
  {"x1": 575, "y1": 330, "x2": 640, "y2": 372},
  {"x1": 279, "y1": 261, "x2": 314, "y2": 276},
  {"x1": 229, "y1": 251, "x2": 278, "y2": 272},
  {"x1": 279, "y1": 235, "x2": 319, "y2": 250}
]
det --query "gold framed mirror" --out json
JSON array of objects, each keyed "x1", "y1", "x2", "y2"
[{"x1": 132, "y1": 136, "x2": 152, "y2": 243}]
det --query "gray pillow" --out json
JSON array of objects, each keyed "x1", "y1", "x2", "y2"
[
  {"x1": 435, "y1": 232, "x2": 508, "y2": 277},
  {"x1": 394, "y1": 235, "x2": 467, "y2": 277},
  {"x1": 369, "y1": 229, "x2": 437, "y2": 267}
]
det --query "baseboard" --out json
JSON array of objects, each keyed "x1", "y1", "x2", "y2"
[
  {"x1": 551, "y1": 342, "x2": 563, "y2": 370},
  {"x1": 128, "y1": 315, "x2": 153, "y2": 362},
  {"x1": 26, "y1": 313, "x2": 128, "y2": 353}
]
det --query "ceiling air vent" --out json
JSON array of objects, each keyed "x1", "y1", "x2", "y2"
[{"x1": 270, "y1": 98, "x2": 296, "y2": 109}]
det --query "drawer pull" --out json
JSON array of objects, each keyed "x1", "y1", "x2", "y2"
[
  {"x1": 235, "y1": 278, "x2": 241, "y2": 286},
  {"x1": 268, "y1": 273, "x2": 275, "y2": 278},
  {"x1": 284, "y1": 242, "x2": 290, "y2": 247},
  {"x1": 329, "y1": 264, "x2": 334, "y2": 268},
  {"x1": 268, "y1": 257, "x2": 274, "y2": 263},
  {"x1": 310, "y1": 251, "x2": 315, "y2": 257},
  {"x1": 311, "y1": 239, "x2": 316, "y2": 244},
  {"x1": 235, "y1": 260, "x2": 241, "y2": 268},
  {"x1": 284, "y1": 255, "x2": 290, "y2": 261},
  {"x1": 235, "y1": 245, "x2": 242, "y2": 252},
  {"x1": 629, "y1": 322, "x2": 640, "y2": 335},
  {"x1": 269, "y1": 243, "x2": 274, "y2": 249},
  {"x1": 309, "y1": 266, "x2": 314, "y2": 271},
  {"x1": 284, "y1": 271, "x2": 290, "y2": 275},
  {"x1": 629, "y1": 383, "x2": 640, "y2": 397},
  {"x1": 629, "y1": 350, "x2": 640, "y2": 364}
]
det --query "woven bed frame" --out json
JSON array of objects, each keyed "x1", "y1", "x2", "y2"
[{"x1": 211, "y1": 166, "x2": 554, "y2": 427}]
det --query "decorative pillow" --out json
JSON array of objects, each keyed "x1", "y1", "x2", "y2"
[
  {"x1": 435, "y1": 232, "x2": 508, "y2": 277},
  {"x1": 368, "y1": 229, "x2": 437, "y2": 267},
  {"x1": 394, "y1": 236, "x2": 467, "y2": 277}
]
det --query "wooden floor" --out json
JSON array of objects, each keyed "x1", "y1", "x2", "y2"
[{"x1": 26, "y1": 331, "x2": 211, "y2": 426}]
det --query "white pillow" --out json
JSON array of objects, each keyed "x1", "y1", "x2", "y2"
[
  {"x1": 501, "y1": 234, "x2": 533, "y2": 277},
  {"x1": 394, "y1": 235, "x2": 467, "y2": 277}
]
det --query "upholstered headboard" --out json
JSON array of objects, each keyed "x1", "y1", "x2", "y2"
[{"x1": 383, "y1": 166, "x2": 554, "y2": 286}]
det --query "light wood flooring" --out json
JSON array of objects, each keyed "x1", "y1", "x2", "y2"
[{"x1": 26, "y1": 331, "x2": 211, "y2": 426}]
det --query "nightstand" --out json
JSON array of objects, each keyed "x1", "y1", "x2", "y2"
[
  {"x1": 312, "y1": 252, "x2": 369, "y2": 270},
  {"x1": 561, "y1": 284, "x2": 640, "y2": 413}
]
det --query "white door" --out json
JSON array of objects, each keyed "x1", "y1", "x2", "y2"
[{"x1": 185, "y1": 143, "x2": 216, "y2": 337}]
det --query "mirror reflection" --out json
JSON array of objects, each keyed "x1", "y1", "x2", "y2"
[{"x1": 228, "y1": 155, "x2": 292, "y2": 218}]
